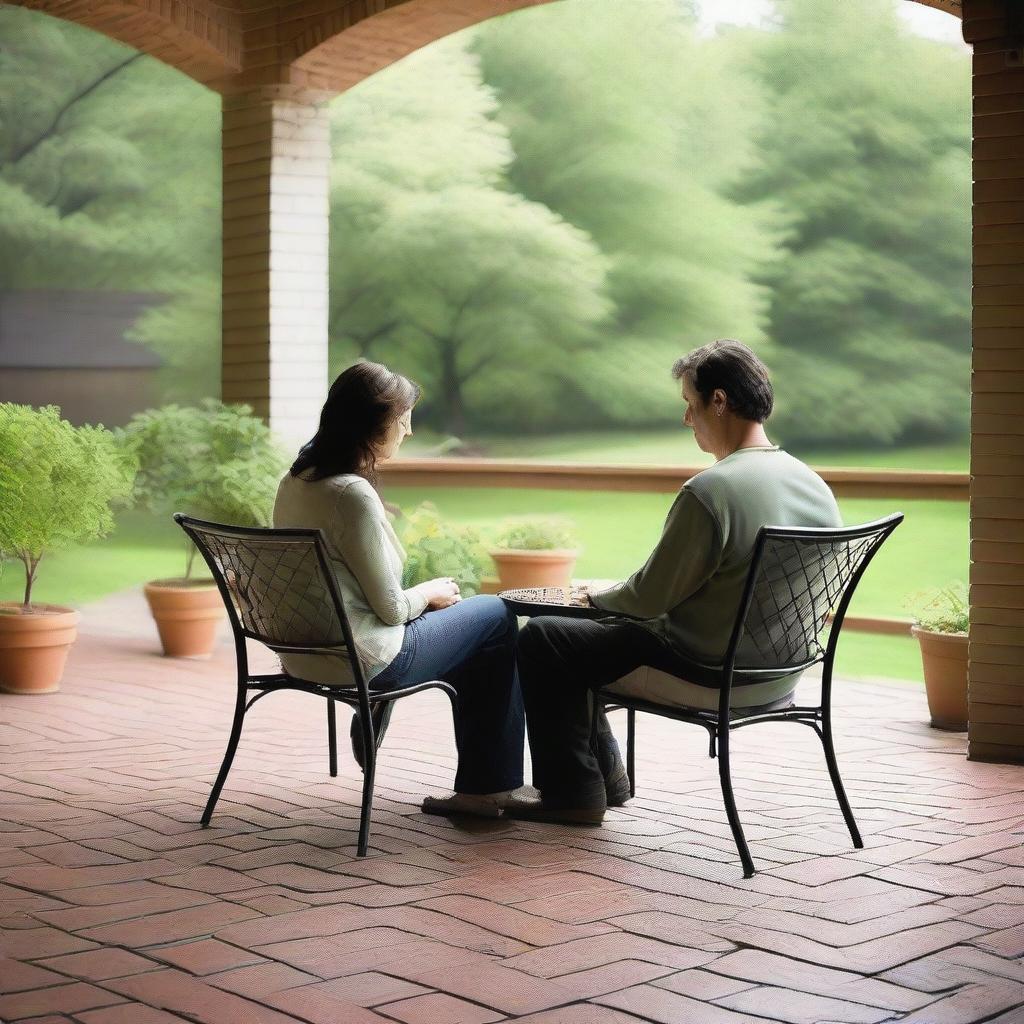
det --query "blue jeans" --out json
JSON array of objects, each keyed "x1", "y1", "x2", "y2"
[{"x1": 372, "y1": 595, "x2": 524, "y2": 795}]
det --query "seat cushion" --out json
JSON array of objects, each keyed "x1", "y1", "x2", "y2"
[{"x1": 602, "y1": 665, "x2": 801, "y2": 713}]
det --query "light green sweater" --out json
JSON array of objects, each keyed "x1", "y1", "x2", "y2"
[{"x1": 590, "y1": 447, "x2": 842, "y2": 666}]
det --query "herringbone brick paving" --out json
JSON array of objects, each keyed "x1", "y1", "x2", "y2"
[{"x1": 1, "y1": 593, "x2": 1022, "y2": 1023}]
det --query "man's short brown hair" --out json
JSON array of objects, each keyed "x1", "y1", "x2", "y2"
[{"x1": 672, "y1": 340, "x2": 774, "y2": 423}]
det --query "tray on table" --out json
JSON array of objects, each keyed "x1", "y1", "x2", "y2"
[{"x1": 498, "y1": 585, "x2": 605, "y2": 619}]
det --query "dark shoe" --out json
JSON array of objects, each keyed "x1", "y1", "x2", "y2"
[
  {"x1": 594, "y1": 705, "x2": 631, "y2": 806},
  {"x1": 350, "y1": 701, "x2": 393, "y2": 771},
  {"x1": 503, "y1": 794, "x2": 605, "y2": 826},
  {"x1": 605, "y1": 761, "x2": 632, "y2": 807}
]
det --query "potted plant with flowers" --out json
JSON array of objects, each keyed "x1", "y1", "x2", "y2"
[
  {"x1": 911, "y1": 583, "x2": 968, "y2": 730},
  {"x1": 120, "y1": 400, "x2": 286, "y2": 657},
  {"x1": 0, "y1": 404, "x2": 136, "y2": 693},
  {"x1": 489, "y1": 517, "x2": 580, "y2": 590}
]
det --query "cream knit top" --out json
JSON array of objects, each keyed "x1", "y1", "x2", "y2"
[{"x1": 272, "y1": 471, "x2": 428, "y2": 685}]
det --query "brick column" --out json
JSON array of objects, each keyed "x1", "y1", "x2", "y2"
[
  {"x1": 964, "y1": 0, "x2": 1024, "y2": 762},
  {"x1": 221, "y1": 86, "x2": 332, "y2": 448}
]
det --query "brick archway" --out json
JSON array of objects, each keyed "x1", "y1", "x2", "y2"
[
  {"x1": 9, "y1": 0, "x2": 241, "y2": 86},
  {"x1": 287, "y1": 0, "x2": 964, "y2": 93},
  {"x1": 4, "y1": 0, "x2": 965, "y2": 94}
]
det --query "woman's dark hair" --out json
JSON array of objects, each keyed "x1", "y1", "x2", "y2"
[
  {"x1": 291, "y1": 361, "x2": 421, "y2": 484},
  {"x1": 671, "y1": 339, "x2": 774, "y2": 422}
]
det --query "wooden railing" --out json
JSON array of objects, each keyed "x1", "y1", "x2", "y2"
[{"x1": 382, "y1": 458, "x2": 969, "y2": 501}]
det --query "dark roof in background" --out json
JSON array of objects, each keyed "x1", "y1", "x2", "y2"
[{"x1": 0, "y1": 290, "x2": 165, "y2": 369}]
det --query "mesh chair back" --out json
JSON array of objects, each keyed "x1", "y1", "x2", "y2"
[
  {"x1": 178, "y1": 517, "x2": 348, "y2": 653},
  {"x1": 732, "y1": 516, "x2": 902, "y2": 672}
]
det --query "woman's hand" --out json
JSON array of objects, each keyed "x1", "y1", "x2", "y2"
[{"x1": 416, "y1": 577, "x2": 462, "y2": 610}]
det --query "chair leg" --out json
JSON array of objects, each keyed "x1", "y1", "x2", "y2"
[
  {"x1": 626, "y1": 708, "x2": 636, "y2": 798},
  {"x1": 201, "y1": 693, "x2": 246, "y2": 826},
  {"x1": 356, "y1": 701, "x2": 378, "y2": 857},
  {"x1": 327, "y1": 699, "x2": 338, "y2": 778},
  {"x1": 717, "y1": 727, "x2": 755, "y2": 878},
  {"x1": 820, "y1": 716, "x2": 863, "y2": 849}
]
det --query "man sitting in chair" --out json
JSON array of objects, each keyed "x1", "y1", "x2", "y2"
[{"x1": 505, "y1": 339, "x2": 842, "y2": 826}]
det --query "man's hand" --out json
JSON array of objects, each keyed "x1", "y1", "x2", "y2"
[{"x1": 416, "y1": 577, "x2": 461, "y2": 610}]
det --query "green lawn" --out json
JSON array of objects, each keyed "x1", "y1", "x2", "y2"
[
  {"x1": 0, "y1": 511, "x2": 194, "y2": 608},
  {"x1": 4, "y1": 482, "x2": 959, "y2": 686},
  {"x1": 382, "y1": 485, "x2": 966, "y2": 618}
]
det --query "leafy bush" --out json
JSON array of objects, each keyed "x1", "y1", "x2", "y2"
[
  {"x1": 492, "y1": 516, "x2": 578, "y2": 551},
  {"x1": 399, "y1": 502, "x2": 490, "y2": 596},
  {"x1": 911, "y1": 583, "x2": 968, "y2": 634},
  {"x1": 119, "y1": 400, "x2": 287, "y2": 578},
  {"x1": 0, "y1": 404, "x2": 137, "y2": 608}
]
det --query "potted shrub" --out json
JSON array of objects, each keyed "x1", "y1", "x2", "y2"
[
  {"x1": 489, "y1": 517, "x2": 580, "y2": 590},
  {"x1": 399, "y1": 502, "x2": 490, "y2": 596},
  {"x1": 0, "y1": 405, "x2": 136, "y2": 694},
  {"x1": 120, "y1": 400, "x2": 286, "y2": 658},
  {"x1": 911, "y1": 583, "x2": 968, "y2": 731}
]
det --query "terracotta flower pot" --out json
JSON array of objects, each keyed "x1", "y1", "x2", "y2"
[
  {"x1": 912, "y1": 625, "x2": 968, "y2": 731},
  {"x1": 144, "y1": 579, "x2": 224, "y2": 658},
  {"x1": 0, "y1": 604, "x2": 80, "y2": 694},
  {"x1": 489, "y1": 549, "x2": 580, "y2": 591}
]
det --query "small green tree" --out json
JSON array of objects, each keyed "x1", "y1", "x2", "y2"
[
  {"x1": 399, "y1": 503, "x2": 490, "y2": 597},
  {"x1": 0, "y1": 404, "x2": 137, "y2": 609},
  {"x1": 119, "y1": 400, "x2": 287, "y2": 579}
]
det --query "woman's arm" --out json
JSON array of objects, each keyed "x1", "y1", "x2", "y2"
[{"x1": 334, "y1": 485, "x2": 430, "y2": 625}]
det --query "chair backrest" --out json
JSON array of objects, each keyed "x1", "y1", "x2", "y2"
[
  {"x1": 174, "y1": 514, "x2": 354, "y2": 657},
  {"x1": 726, "y1": 514, "x2": 904, "y2": 673}
]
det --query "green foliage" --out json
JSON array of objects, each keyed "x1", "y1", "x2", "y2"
[
  {"x1": 398, "y1": 502, "x2": 490, "y2": 596},
  {"x1": 910, "y1": 582, "x2": 969, "y2": 634},
  {"x1": 2, "y1": 0, "x2": 972, "y2": 453},
  {"x1": 492, "y1": 517, "x2": 579, "y2": 552},
  {"x1": 0, "y1": 404, "x2": 136, "y2": 607},
  {"x1": 735, "y1": 0, "x2": 971, "y2": 446},
  {"x1": 126, "y1": 275, "x2": 221, "y2": 402},
  {"x1": 0, "y1": 7, "x2": 221, "y2": 385},
  {"x1": 328, "y1": 37, "x2": 612, "y2": 435},
  {"x1": 119, "y1": 401, "x2": 287, "y2": 577},
  {"x1": 473, "y1": 0, "x2": 779, "y2": 428}
]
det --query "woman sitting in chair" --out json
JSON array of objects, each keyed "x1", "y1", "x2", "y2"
[{"x1": 273, "y1": 361, "x2": 524, "y2": 817}]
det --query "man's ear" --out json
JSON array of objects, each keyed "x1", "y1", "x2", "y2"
[{"x1": 712, "y1": 388, "x2": 729, "y2": 411}]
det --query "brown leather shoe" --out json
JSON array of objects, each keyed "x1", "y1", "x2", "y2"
[{"x1": 503, "y1": 794, "x2": 605, "y2": 826}]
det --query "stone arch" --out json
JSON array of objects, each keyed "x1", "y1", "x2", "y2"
[{"x1": 6, "y1": 0, "x2": 241, "y2": 87}]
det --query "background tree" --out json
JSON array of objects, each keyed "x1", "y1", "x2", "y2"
[
  {"x1": 328, "y1": 39, "x2": 611, "y2": 435},
  {"x1": 473, "y1": 0, "x2": 780, "y2": 428},
  {"x1": 734, "y1": 0, "x2": 971, "y2": 447},
  {"x1": 0, "y1": 7, "x2": 221, "y2": 396}
]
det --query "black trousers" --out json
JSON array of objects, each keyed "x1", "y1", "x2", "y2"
[{"x1": 517, "y1": 615, "x2": 712, "y2": 808}]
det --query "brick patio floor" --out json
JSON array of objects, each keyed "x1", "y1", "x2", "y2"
[{"x1": 1, "y1": 593, "x2": 1023, "y2": 1024}]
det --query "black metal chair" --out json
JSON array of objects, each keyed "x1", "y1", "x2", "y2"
[
  {"x1": 600, "y1": 513, "x2": 904, "y2": 878},
  {"x1": 174, "y1": 514, "x2": 457, "y2": 857}
]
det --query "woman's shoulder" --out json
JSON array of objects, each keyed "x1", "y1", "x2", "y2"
[
  {"x1": 279, "y1": 471, "x2": 379, "y2": 504},
  {"x1": 323, "y1": 474, "x2": 384, "y2": 511}
]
